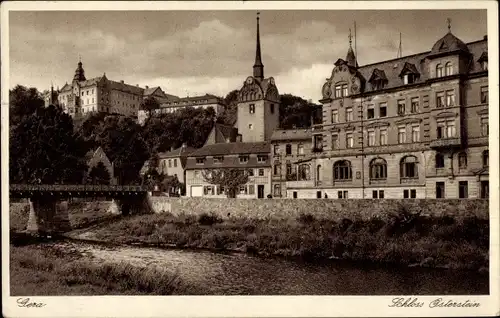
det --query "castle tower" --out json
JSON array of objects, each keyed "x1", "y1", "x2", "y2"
[
  {"x1": 237, "y1": 12, "x2": 280, "y2": 142},
  {"x1": 73, "y1": 58, "x2": 86, "y2": 82}
]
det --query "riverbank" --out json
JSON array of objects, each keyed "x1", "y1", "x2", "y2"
[
  {"x1": 10, "y1": 242, "x2": 200, "y2": 295},
  {"x1": 74, "y1": 205, "x2": 489, "y2": 272}
]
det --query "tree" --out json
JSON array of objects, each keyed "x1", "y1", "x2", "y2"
[
  {"x1": 9, "y1": 85, "x2": 45, "y2": 127},
  {"x1": 161, "y1": 174, "x2": 182, "y2": 194},
  {"x1": 9, "y1": 104, "x2": 88, "y2": 184},
  {"x1": 279, "y1": 94, "x2": 322, "y2": 129},
  {"x1": 202, "y1": 168, "x2": 249, "y2": 198},
  {"x1": 218, "y1": 90, "x2": 239, "y2": 126},
  {"x1": 140, "y1": 96, "x2": 160, "y2": 123},
  {"x1": 87, "y1": 161, "x2": 111, "y2": 185}
]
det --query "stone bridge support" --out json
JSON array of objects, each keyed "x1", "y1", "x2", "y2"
[{"x1": 26, "y1": 197, "x2": 71, "y2": 235}]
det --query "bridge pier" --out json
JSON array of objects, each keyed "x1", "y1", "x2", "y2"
[{"x1": 26, "y1": 198, "x2": 71, "y2": 235}]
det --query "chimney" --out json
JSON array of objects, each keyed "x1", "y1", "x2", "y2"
[
  {"x1": 120, "y1": 80, "x2": 124, "y2": 84},
  {"x1": 146, "y1": 85, "x2": 149, "y2": 89}
]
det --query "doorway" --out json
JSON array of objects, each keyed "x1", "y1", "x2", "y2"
[{"x1": 257, "y1": 185, "x2": 265, "y2": 198}]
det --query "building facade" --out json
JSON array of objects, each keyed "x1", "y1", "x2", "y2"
[{"x1": 283, "y1": 28, "x2": 488, "y2": 199}]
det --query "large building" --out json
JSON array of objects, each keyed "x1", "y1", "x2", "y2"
[
  {"x1": 280, "y1": 26, "x2": 489, "y2": 199},
  {"x1": 54, "y1": 60, "x2": 179, "y2": 119}
]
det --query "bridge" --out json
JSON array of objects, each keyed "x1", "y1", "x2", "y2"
[{"x1": 9, "y1": 184, "x2": 153, "y2": 235}]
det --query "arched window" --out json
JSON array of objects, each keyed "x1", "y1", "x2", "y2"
[
  {"x1": 435, "y1": 153, "x2": 445, "y2": 168},
  {"x1": 436, "y1": 63, "x2": 444, "y2": 77},
  {"x1": 316, "y1": 165, "x2": 322, "y2": 182},
  {"x1": 298, "y1": 143, "x2": 304, "y2": 155},
  {"x1": 370, "y1": 158, "x2": 387, "y2": 180},
  {"x1": 400, "y1": 156, "x2": 419, "y2": 178},
  {"x1": 458, "y1": 152, "x2": 467, "y2": 169},
  {"x1": 445, "y1": 62, "x2": 453, "y2": 76},
  {"x1": 285, "y1": 144, "x2": 292, "y2": 155},
  {"x1": 483, "y1": 150, "x2": 489, "y2": 167},
  {"x1": 334, "y1": 160, "x2": 352, "y2": 181}
]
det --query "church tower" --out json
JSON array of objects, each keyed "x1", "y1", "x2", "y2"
[{"x1": 237, "y1": 12, "x2": 280, "y2": 142}]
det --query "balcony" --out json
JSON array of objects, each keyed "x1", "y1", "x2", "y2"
[{"x1": 430, "y1": 137, "x2": 462, "y2": 149}]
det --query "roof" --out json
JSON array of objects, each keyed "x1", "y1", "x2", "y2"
[
  {"x1": 430, "y1": 31, "x2": 470, "y2": 56},
  {"x1": 109, "y1": 80, "x2": 144, "y2": 95},
  {"x1": 79, "y1": 77, "x2": 103, "y2": 88},
  {"x1": 158, "y1": 146, "x2": 197, "y2": 159},
  {"x1": 160, "y1": 93, "x2": 223, "y2": 108},
  {"x1": 144, "y1": 86, "x2": 161, "y2": 96},
  {"x1": 271, "y1": 129, "x2": 312, "y2": 142},
  {"x1": 60, "y1": 83, "x2": 73, "y2": 92},
  {"x1": 214, "y1": 123, "x2": 238, "y2": 142},
  {"x1": 188, "y1": 141, "x2": 270, "y2": 157},
  {"x1": 356, "y1": 37, "x2": 487, "y2": 94}
]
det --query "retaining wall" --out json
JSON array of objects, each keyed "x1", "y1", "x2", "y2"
[{"x1": 149, "y1": 197, "x2": 489, "y2": 221}]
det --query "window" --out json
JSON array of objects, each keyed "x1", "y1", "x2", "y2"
[
  {"x1": 293, "y1": 191, "x2": 298, "y2": 199},
  {"x1": 335, "y1": 84, "x2": 342, "y2": 98},
  {"x1": 239, "y1": 155, "x2": 249, "y2": 163},
  {"x1": 342, "y1": 84, "x2": 348, "y2": 97},
  {"x1": 249, "y1": 104, "x2": 255, "y2": 114},
  {"x1": 338, "y1": 191, "x2": 349, "y2": 199},
  {"x1": 459, "y1": 181, "x2": 468, "y2": 199},
  {"x1": 397, "y1": 100, "x2": 405, "y2": 115},
  {"x1": 436, "y1": 182, "x2": 445, "y2": 198},
  {"x1": 248, "y1": 124, "x2": 253, "y2": 130},
  {"x1": 403, "y1": 189, "x2": 409, "y2": 198},
  {"x1": 81, "y1": 92, "x2": 84, "y2": 96},
  {"x1": 481, "y1": 181, "x2": 489, "y2": 199},
  {"x1": 400, "y1": 156, "x2": 418, "y2": 178},
  {"x1": 286, "y1": 164, "x2": 292, "y2": 176},
  {"x1": 334, "y1": 160, "x2": 352, "y2": 181},
  {"x1": 482, "y1": 60, "x2": 488, "y2": 71},
  {"x1": 332, "y1": 134, "x2": 339, "y2": 149},
  {"x1": 437, "y1": 119, "x2": 456, "y2": 139},
  {"x1": 398, "y1": 126, "x2": 406, "y2": 144},
  {"x1": 372, "y1": 190, "x2": 385, "y2": 199},
  {"x1": 380, "y1": 128, "x2": 388, "y2": 145},
  {"x1": 379, "y1": 103, "x2": 387, "y2": 117},
  {"x1": 346, "y1": 107, "x2": 353, "y2": 122},
  {"x1": 313, "y1": 135, "x2": 323, "y2": 152},
  {"x1": 248, "y1": 169, "x2": 254, "y2": 176},
  {"x1": 368, "y1": 130, "x2": 376, "y2": 146},
  {"x1": 274, "y1": 184, "x2": 281, "y2": 197},
  {"x1": 370, "y1": 158, "x2": 387, "y2": 180},
  {"x1": 257, "y1": 155, "x2": 268, "y2": 162},
  {"x1": 379, "y1": 190, "x2": 385, "y2": 199},
  {"x1": 436, "y1": 92, "x2": 445, "y2": 108},
  {"x1": 213, "y1": 156, "x2": 224, "y2": 164},
  {"x1": 482, "y1": 150, "x2": 489, "y2": 167},
  {"x1": 411, "y1": 125, "x2": 420, "y2": 142},
  {"x1": 372, "y1": 190, "x2": 378, "y2": 199},
  {"x1": 173, "y1": 159, "x2": 177, "y2": 167},
  {"x1": 270, "y1": 104, "x2": 275, "y2": 114},
  {"x1": 435, "y1": 153, "x2": 445, "y2": 168},
  {"x1": 331, "y1": 110, "x2": 339, "y2": 123},
  {"x1": 194, "y1": 170, "x2": 200, "y2": 178},
  {"x1": 446, "y1": 90, "x2": 455, "y2": 106},
  {"x1": 92, "y1": 98, "x2": 94, "y2": 104},
  {"x1": 204, "y1": 185, "x2": 215, "y2": 196},
  {"x1": 480, "y1": 117, "x2": 489, "y2": 136},
  {"x1": 480, "y1": 86, "x2": 488, "y2": 104},
  {"x1": 274, "y1": 162, "x2": 281, "y2": 175},
  {"x1": 239, "y1": 185, "x2": 248, "y2": 195},
  {"x1": 367, "y1": 105, "x2": 375, "y2": 119},
  {"x1": 285, "y1": 144, "x2": 292, "y2": 155},
  {"x1": 445, "y1": 62, "x2": 453, "y2": 76},
  {"x1": 298, "y1": 143, "x2": 304, "y2": 155},
  {"x1": 86, "y1": 99, "x2": 89, "y2": 105},
  {"x1": 410, "y1": 189, "x2": 416, "y2": 198},
  {"x1": 436, "y1": 63, "x2": 444, "y2": 77},
  {"x1": 403, "y1": 74, "x2": 415, "y2": 85},
  {"x1": 316, "y1": 165, "x2": 322, "y2": 182},
  {"x1": 248, "y1": 185, "x2": 255, "y2": 195},
  {"x1": 411, "y1": 97, "x2": 419, "y2": 113},
  {"x1": 458, "y1": 152, "x2": 467, "y2": 169},
  {"x1": 274, "y1": 145, "x2": 279, "y2": 155},
  {"x1": 258, "y1": 169, "x2": 264, "y2": 176},
  {"x1": 346, "y1": 132, "x2": 354, "y2": 148}
]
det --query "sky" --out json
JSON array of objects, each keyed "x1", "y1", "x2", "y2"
[{"x1": 9, "y1": 9, "x2": 487, "y2": 102}]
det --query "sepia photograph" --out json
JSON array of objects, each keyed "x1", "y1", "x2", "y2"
[{"x1": 1, "y1": 1, "x2": 499, "y2": 317}]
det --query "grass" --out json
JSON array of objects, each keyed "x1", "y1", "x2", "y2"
[
  {"x1": 9, "y1": 243, "x2": 199, "y2": 295},
  {"x1": 87, "y1": 205, "x2": 489, "y2": 272}
]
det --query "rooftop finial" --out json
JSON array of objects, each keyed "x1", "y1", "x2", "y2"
[
  {"x1": 79, "y1": 54, "x2": 82, "y2": 63},
  {"x1": 447, "y1": 18, "x2": 451, "y2": 32}
]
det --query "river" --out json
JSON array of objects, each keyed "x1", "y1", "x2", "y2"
[{"x1": 46, "y1": 241, "x2": 488, "y2": 295}]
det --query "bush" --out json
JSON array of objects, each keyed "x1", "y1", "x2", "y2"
[
  {"x1": 198, "y1": 213, "x2": 222, "y2": 226},
  {"x1": 297, "y1": 213, "x2": 315, "y2": 224}
]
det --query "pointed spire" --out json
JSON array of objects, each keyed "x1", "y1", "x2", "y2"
[
  {"x1": 346, "y1": 27, "x2": 357, "y2": 68},
  {"x1": 253, "y1": 11, "x2": 264, "y2": 81},
  {"x1": 447, "y1": 18, "x2": 451, "y2": 33}
]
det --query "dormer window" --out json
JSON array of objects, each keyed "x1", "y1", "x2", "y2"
[
  {"x1": 399, "y1": 62, "x2": 420, "y2": 85},
  {"x1": 368, "y1": 69, "x2": 388, "y2": 91},
  {"x1": 478, "y1": 52, "x2": 488, "y2": 71},
  {"x1": 334, "y1": 83, "x2": 348, "y2": 98},
  {"x1": 239, "y1": 155, "x2": 249, "y2": 163},
  {"x1": 196, "y1": 157, "x2": 206, "y2": 164},
  {"x1": 482, "y1": 60, "x2": 488, "y2": 71}
]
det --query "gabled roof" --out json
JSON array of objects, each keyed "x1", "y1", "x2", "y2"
[
  {"x1": 214, "y1": 123, "x2": 238, "y2": 142},
  {"x1": 79, "y1": 76, "x2": 103, "y2": 88},
  {"x1": 144, "y1": 86, "x2": 163, "y2": 96},
  {"x1": 158, "y1": 146, "x2": 197, "y2": 159},
  {"x1": 477, "y1": 51, "x2": 488, "y2": 62},
  {"x1": 61, "y1": 83, "x2": 73, "y2": 92},
  {"x1": 271, "y1": 129, "x2": 312, "y2": 142},
  {"x1": 109, "y1": 80, "x2": 144, "y2": 95},
  {"x1": 399, "y1": 62, "x2": 420, "y2": 77},
  {"x1": 368, "y1": 68, "x2": 388, "y2": 83},
  {"x1": 188, "y1": 142, "x2": 270, "y2": 157}
]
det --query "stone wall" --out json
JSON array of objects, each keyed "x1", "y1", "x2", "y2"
[{"x1": 149, "y1": 196, "x2": 489, "y2": 221}]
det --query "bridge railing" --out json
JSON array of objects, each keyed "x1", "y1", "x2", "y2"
[{"x1": 9, "y1": 184, "x2": 146, "y2": 192}]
